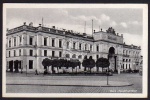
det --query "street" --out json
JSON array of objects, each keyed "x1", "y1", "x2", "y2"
[{"x1": 6, "y1": 72, "x2": 142, "y2": 93}]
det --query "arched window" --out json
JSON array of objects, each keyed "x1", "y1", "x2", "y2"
[
  {"x1": 78, "y1": 55, "x2": 82, "y2": 59},
  {"x1": 72, "y1": 54, "x2": 76, "y2": 58},
  {"x1": 66, "y1": 54, "x2": 70, "y2": 58}
]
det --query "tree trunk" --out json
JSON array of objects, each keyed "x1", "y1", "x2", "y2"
[
  {"x1": 57, "y1": 67, "x2": 59, "y2": 73},
  {"x1": 97, "y1": 67, "x2": 99, "y2": 72},
  {"x1": 90, "y1": 67, "x2": 91, "y2": 73},
  {"x1": 84, "y1": 67, "x2": 86, "y2": 71},
  {"x1": 72, "y1": 67, "x2": 73, "y2": 73},
  {"x1": 76, "y1": 66, "x2": 78, "y2": 74},
  {"x1": 51, "y1": 66, "x2": 54, "y2": 74}
]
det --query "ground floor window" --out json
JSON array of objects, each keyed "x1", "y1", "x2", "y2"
[{"x1": 29, "y1": 60, "x2": 33, "y2": 69}]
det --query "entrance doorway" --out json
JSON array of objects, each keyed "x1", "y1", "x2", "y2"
[{"x1": 108, "y1": 47, "x2": 117, "y2": 72}]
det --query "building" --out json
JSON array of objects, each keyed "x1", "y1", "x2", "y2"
[{"x1": 6, "y1": 22, "x2": 141, "y2": 73}]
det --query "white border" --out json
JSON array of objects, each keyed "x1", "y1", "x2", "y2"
[{"x1": 2, "y1": 3, "x2": 148, "y2": 98}]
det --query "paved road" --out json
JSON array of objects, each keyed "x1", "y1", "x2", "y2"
[{"x1": 6, "y1": 72, "x2": 142, "y2": 93}]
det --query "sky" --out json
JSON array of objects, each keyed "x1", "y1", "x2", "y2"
[{"x1": 6, "y1": 8, "x2": 143, "y2": 47}]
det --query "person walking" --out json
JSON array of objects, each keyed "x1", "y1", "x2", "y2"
[{"x1": 35, "y1": 69, "x2": 38, "y2": 75}]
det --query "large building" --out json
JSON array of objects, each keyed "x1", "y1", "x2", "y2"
[{"x1": 6, "y1": 22, "x2": 141, "y2": 73}]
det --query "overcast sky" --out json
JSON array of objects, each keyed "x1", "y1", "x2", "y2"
[{"x1": 6, "y1": 8, "x2": 143, "y2": 47}]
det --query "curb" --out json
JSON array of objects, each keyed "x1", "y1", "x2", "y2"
[{"x1": 6, "y1": 83, "x2": 134, "y2": 87}]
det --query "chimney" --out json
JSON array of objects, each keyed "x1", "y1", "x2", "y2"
[
  {"x1": 24, "y1": 22, "x2": 26, "y2": 25},
  {"x1": 121, "y1": 34, "x2": 123, "y2": 37},
  {"x1": 29, "y1": 22, "x2": 33, "y2": 27},
  {"x1": 52, "y1": 26, "x2": 55, "y2": 29}
]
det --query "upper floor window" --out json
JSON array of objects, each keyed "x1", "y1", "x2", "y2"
[
  {"x1": 19, "y1": 49, "x2": 21, "y2": 56},
  {"x1": 9, "y1": 51, "x2": 10, "y2": 57},
  {"x1": 44, "y1": 50, "x2": 47, "y2": 56},
  {"x1": 97, "y1": 45, "x2": 99, "y2": 52},
  {"x1": 14, "y1": 37, "x2": 16, "y2": 46},
  {"x1": 52, "y1": 38, "x2": 55, "y2": 47},
  {"x1": 85, "y1": 44, "x2": 87, "y2": 50},
  {"x1": 44, "y1": 37, "x2": 47, "y2": 46},
  {"x1": 90, "y1": 45, "x2": 92, "y2": 51},
  {"x1": 79, "y1": 43, "x2": 81, "y2": 50},
  {"x1": 67, "y1": 41, "x2": 69, "y2": 49},
  {"x1": 29, "y1": 37, "x2": 33, "y2": 45},
  {"x1": 52, "y1": 51, "x2": 55, "y2": 57},
  {"x1": 59, "y1": 39, "x2": 62, "y2": 48},
  {"x1": 97, "y1": 55, "x2": 99, "y2": 59},
  {"x1": 73, "y1": 42, "x2": 76, "y2": 49},
  {"x1": 59, "y1": 51, "x2": 62, "y2": 57},
  {"x1": 14, "y1": 50, "x2": 16, "y2": 57},
  {"x1": 9, "y1": 39, "x2": 11, "y2": 47},
  {"x1": 19, "y1": 36, "x2": 22, "y2": 44},
  {"x1": 30, "y1": 50, "x2": 33, "y2": 56}
]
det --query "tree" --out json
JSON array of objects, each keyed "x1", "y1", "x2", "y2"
[
  {"x1": 70, "y1": 59, "x2": 80, "y2": 73},
  {"x1": 42, "y1": 58, "x2": 51, "y2": 74},
  {"x1": 82, "y1": 56, "x2": 88, "y2": 72},
  {"x1": 88, "y1": 56, "x2": 95, "y2": 73},
  {"x1": 96, "y1": 57, "x2": 110, "y2": 73},
  {"x1": 51, "y1": 59, "x2": 60, "y2": 73}
]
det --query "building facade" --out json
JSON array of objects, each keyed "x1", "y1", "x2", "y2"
[{"x1": 6, "y1": 22, "x2": 141, "y2": 73}]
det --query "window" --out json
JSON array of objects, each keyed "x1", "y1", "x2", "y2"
[
  {"x1": 72, "y1": 54, "x2": 76, "y2": 58},
  {"x1": 129, "y1": 59, "x2": 130, "y2": 62},
  {"x1": 66, "y1": 54, "x2": 70, "y2": 58},
  {"x1": 44, "y1": 50, "x2": 47, "y2": 56},
  {"x1": 67, "y1": 41, "x2": 69, "y2": 49},
  {"x1": 123, "y1": 59, "x2": 125, "y2": 62},
  {"x1": 126, "y1": 64, "x2": 127, "y2": 69},
  {"x1": 19, "y1": 49, "x2": 21, "y2": 56},
  {"x1": 90, "y1": 45, "x2": 92, "y2": 51},
  {"x1": 19, "y1": 36, "x2": 22, "y2": 44},
  {"x1": 52, "y1": 39, "x2": 55, "y2": 47},
  {"x1": 126, "y1": 59, "x2": 128, "y2": 62},
  {"x1": 129, "y1": 64, "x2": 130, "y2": 69},
  {"x1": 14, "y1": 37, "x2": 16, "y2": 46},
  {"x1": 59, "y1": 51, "x2": 62, "y2": 57},
  {"x1": 78, "y1": 55, "x2": 82, "y2": 59},
  {"x1": 14, "y1": 50, "x2": 16, "y2": 56},
  {"x1": 44, "y1": 37, "x2": 47, "y2": 46},
  {"x1": 97, "y1": 55, "x2": 99, "y2": 59},
  {"x1": 73, "y1": 42, "x2": 76, "y2": 49},
  {"x1": 29, "y1": 37, "x2": 33, "y2": 45},
  {"x1": 79, "y1": 43, "x2": 81, "y2": 50},
  {"x1": 123, "y1": 64, "x2": 124, "y2": 69},
  {"x1": 29, "y1": 60, "x2": 33, "y2": 69},
  {"x1": 9, "y1": 51, "x2": 10, "y2": 57},
  {"x1": 97, "y1": 45, "x2": 99, "y2": 52},
  {"x1": 59, "y1": 39, "x2": 62, "y2": 48},
  {"x1": 85, "y1": 44, "x2": 87, "y2": 50},
  {"x1": 30, "y1": 50, "x2": 33, "y2": 56},
  {"x1": 52, "y1": 51, "x2": 55, "y2": 57},
  {"x1": 9, "y1": 39, "x2": 11, "y2": 47}
]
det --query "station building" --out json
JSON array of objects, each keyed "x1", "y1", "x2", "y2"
[{"x1": 6, "y1": 22, "x2": 141, "y2": 73}]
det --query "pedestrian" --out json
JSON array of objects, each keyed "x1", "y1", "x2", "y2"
[{"x1": 35, "y1": 69, "x2": 38, "y2": 75}]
